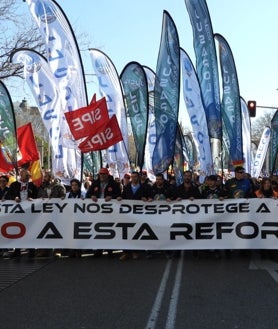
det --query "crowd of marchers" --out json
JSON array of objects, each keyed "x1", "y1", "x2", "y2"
[{"x1": 0, "y1": 166, "x2": 277, "y2": 260}]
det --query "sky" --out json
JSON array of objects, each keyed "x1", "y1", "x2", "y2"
[{"x1": 14, "y1": 0, "x2": 278, "y2": 119}]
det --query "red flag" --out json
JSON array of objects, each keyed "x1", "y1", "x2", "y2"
[
  {"x1": 0, "y1": 123, "x2": 41, "y2": 179},
  {"x1": 90, "y1": 93, "x2": 97, "y2": 105},
  {"x1": 18, "y1": 124, "x2": 42, "y2": 185},
  {"x1": 0, "y1": 146, "x2": 14, "y2": 173},
  {"x1": 65, "y1": 97, "x2": 109, "y2": 140},
  {"x1": 17, "y1": 123, "x2": 40, "y2": 166},
  {"x1": 78, "y1": 115, "x2": 123, "y2": 153}
]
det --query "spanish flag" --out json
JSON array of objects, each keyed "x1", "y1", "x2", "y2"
[
  {"x1": 17, "y1": 123, "x2": 42, "y2": 186},
  {"x1": 0, "y1": 123, "x2": 42, "y2": 186}
]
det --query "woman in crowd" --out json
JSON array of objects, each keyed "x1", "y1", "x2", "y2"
[
  {"x1": 67, "y1": 178, "x2": 86, "y2": 199},
  {"x1": 255, "y1": 177, "x2": 278, "y2": 198},
  {"x1": 66, "y1": 178, "x2": 85, "y2": 257},
  {"x1": 255, "y1": 177, "x2": 277, "y2": 259}
]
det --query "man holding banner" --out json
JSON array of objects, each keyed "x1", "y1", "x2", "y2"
[
  {"x1": 85, "y1": 167, "x2": 121, "y2": 257},
  {"x1": 5, "y1": 169, "x2": 38, "y2": 258},
  {"x1": 225, "y1": 166, "x2": 255, "y2": 199},
  {"x1": 224, "y1": 166, "x2": 256, "y2": 258}
]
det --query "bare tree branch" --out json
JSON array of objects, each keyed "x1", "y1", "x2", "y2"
[
  {"x1": 251, "y1": 112, "x2": 274, "y2": 142},
  {"x1": 0, "y1": 0, "x2": 45, "y2": 80}
]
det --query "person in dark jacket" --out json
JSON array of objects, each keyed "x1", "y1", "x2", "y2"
[
  {"x1": 86, "y1": 168, "x2": 121, "y2": 201},
  {"x1": 148, "y1": 173, "x2": 175, "y2": 259},
  {"x1": 200, "y1": 175, "x2": 226, "y2": 259},
  {"x1": 37, "y1": 171, "x2": 66, "y2": 199},
  {"x1": 201, "y1": 175, "x2": 226, "y2": 200},
  {"x1": 175, "y1": 170, "x2": 201, "y2": 200},
  {"x1": 224, "y1": 166, "x2": 255, "y2": 199},
  {"x1": 6, "y1": 169, "x2": 38, "y2": 202},
  {"x1": 151, "y1": 173, "x2": 175, "y2": 201},
  {"x1": 175, "y1": 170, "x2": 201, "y2": 259},
  {"x1": 66, "y1": 178, "x2": 85, "y2": 258},
  {"x1": 224, "y1": 166, "x2": 256, "y2": 258},
  {"x1": 0, "y1": 175, "x2": 9, "y2": 201},
  {"x1": 117, "y1": 171, "x2": 152, "y2": 261},
  {"x1": 5, "y1": 169, "x2": 38, "y2": 258},
  {"x1": 86, "y1": 168, "x2": 121, "y2": 257},
  {"x1": 0, "y1": 175, "x2": 10, "y2": 257}
]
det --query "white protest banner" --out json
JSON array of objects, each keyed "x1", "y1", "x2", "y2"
[{"x1": 0, "y1": 199, "x2": 277, "y2": 250}]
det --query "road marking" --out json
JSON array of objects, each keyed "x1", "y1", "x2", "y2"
[
  {"x1": 165, "y1": 251, "x2": 184, "y2": 329},
  {"x1": 145, "y1": 259, "x2": 173, "y2": 329},
  {"x1": 249, "y1": 255, "x2": 278, "y2": 283}
]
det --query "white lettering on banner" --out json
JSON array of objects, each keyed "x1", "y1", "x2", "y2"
[
  {"x1": 92, "y1": 55, "x2": 129, "y2": 173},
  {"x1": 223, "y1": 68, "x2": 235, "y2": 122},
  {"x1": 190, "y1": 115, "x2": 206, "y2": 161},
  {"x1": 194, "y1": 11, "x2": 212, "y2": 95},
  {"x1": 157, "y1": 55, "x2": 177, "y2": 160},
  {"x1": 84, "y1": 128, "x2": 113, "y2": 149},
  {"x1": 122, "y1": 78, "x2": 144, "y2": 89},
  {"x1": 192, "y1": 9, "x2": 220, "y2": 103},
  {"x1": 71, "y1": 108, "x2": 101, "y2": 131},
  {"x1": 180, "y1": 49, "x2": 213, "y2": 174},
  {"x1": 128, "y1": 92, "x2": 143, "y2": 135},
  {"x1": 222, "y1": 65, "x2": 242, "y2": 154},
  {"x1": 0, "y1": 199, "x2": 277, "y2": 249}
]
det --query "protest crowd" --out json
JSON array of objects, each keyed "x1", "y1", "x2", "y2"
[{"x1": 0, "y1": 166, "x2": 277, "y2": 261}]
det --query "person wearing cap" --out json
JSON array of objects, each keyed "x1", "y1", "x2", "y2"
[
  {"x1": 123, "y1": 173, "x2": 131, "y2": 185},
  {"x1": 85, "y1": 168, "x2": 121, "y2": 202}
]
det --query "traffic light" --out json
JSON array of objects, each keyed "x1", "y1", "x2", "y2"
[{"x1": 247, "y1": 100, "x2": 256, "y2": 117}]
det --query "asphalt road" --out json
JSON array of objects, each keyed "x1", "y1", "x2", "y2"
[{"x1": 0, "y1": 250, "x2": 277, "y2": 329}]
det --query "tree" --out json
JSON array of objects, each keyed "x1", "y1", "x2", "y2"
[
  {"x1": 0, "y1": 0, "x2": 45, "y2": 80},
  {"x1": 251, "y1": 112, "x2": 274, "y2": 143}
]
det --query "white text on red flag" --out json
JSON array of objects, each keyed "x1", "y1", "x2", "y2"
[
  {"x1": 65, "y1": 97, "x2": 109, "y2": 140},
  {"x1": 78, "y1": 115, "x2": 123, "y2": 153}
]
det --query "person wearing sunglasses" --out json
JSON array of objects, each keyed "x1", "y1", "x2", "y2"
[
  {"x1": 224, "y1": 166, "x2": 256, "y2": 199},
  {"x1": 223, "y1": 166, "x2": 256, "y2": 258}
]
